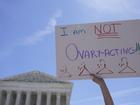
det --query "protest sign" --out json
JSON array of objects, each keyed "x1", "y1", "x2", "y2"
[{"x1": 56, "y1": 20, "x2": 140, "y2": 80}]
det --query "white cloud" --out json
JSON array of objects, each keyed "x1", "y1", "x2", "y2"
[
  {"x1": 77, "y1": 0, "x2": 140, "y2": 16},
  {"x1": 71, "y1": 95, "x2": 102, "y2": 104},
  {"x1": 115, "y1": 86, "x2": 140, "y2": 97},
  {"x1": 119, "y1": 102, "x2": 137, "y2": 105},
  {"x1": 71, "y1": 86, "x2": 140, "y2": 105},
  {"x1": 0, "y1": 10, "x2": 62, "y2": 58},
  {"x1": 22, "y1": 10, "x2": 62, "y2": 45},
  {"x1": 112, "y1": 86, "x2": 140, "y2": 97}
]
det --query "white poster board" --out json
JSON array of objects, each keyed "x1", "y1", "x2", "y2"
[{"x1": 55, "y1": 20, "x2": 140, "y2": 80}]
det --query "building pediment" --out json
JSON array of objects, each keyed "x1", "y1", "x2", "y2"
[{"x1": 1, "y1": 71, "x2": 69, "y2": 83}]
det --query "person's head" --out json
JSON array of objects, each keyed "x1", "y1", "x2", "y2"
[
  {"x1": 97, "y1": 59, "x2": 106, "y2": 68},
  {"x1": 119, "y1": 57, "x2": 128, "y2": 68}
]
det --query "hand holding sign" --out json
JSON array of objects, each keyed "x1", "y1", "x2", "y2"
[{"x1": 91, "y1": 74, "x2": 114, "y2": 105}]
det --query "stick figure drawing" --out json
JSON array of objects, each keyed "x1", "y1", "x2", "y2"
[
  {"x1": 96, "y1": 59, "x2": 113, "y2": 75},
  {"x1": 78, "y1": 62, "x2": 91, "y2": 76},
  {"x1": 118, "y1": 57, "x2": 136, "y2": 73}
]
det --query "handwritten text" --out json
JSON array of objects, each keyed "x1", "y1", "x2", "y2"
[{"x1": 65, "y1": 43, "x2": 136, "y2": 61}]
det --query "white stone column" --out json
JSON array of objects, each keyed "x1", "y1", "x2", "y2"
[
  {"x1": 25, "y1": 91, "x2": 31, "y2": 105},
  {"x1": 36, "y1": 92, "x2": 42, "y2": 105},
  {"x1": 66, "y1": 93, "x2": 70, "y2": 105},
  {"x1": 56, "y1": 93, "x2": 61, "y2": 105},
  {"x1": 5, "y1": 91, "x2": 11, "y2": 105},
  {"x1": 46, "y1": 92, "x2": 51, "y2": 105},
  {"x1": 15, "y1": 91, "x2": 21, "y2": 105}
]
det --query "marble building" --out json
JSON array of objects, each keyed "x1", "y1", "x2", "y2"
[{"x1": 0, "y1": 71, "x2": 73, "y2": 105}]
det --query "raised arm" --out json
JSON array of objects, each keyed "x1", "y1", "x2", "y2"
[{"x1": 91, "y1": 74, "x2": 114, "y2": 105}]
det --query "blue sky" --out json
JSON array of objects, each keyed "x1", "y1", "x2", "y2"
[{"x1": 0, "y1": 0, "x2": 140, "y2": 105}]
